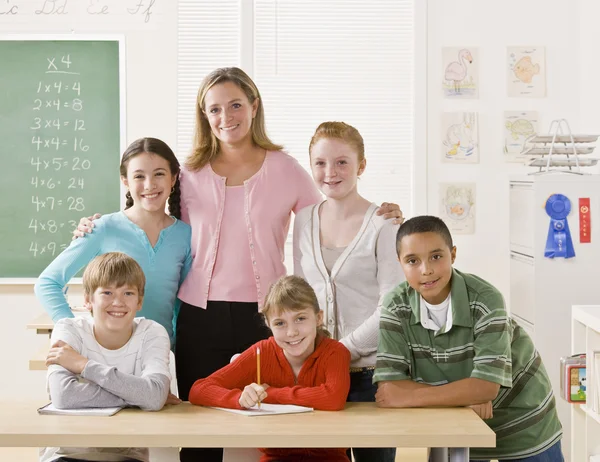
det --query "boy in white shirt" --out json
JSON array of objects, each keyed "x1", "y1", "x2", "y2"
[{"x1": 40, "y1": 252, "x2": 173, "y2": 462}]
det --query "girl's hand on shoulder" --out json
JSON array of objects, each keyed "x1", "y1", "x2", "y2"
[
  {"x1": 72, "y1": 213, "x2": 102, "y2": 240},
  {"x1": 377, "y1": 202, "x2": 404, "y2": 225},
  {"x1": 238, "y1": 383, "x2": 269, "y2": 409}
]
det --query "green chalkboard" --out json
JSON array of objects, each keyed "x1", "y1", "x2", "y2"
[{"x1": 0, "y1": 39, "x2": 122, "y2": 279}]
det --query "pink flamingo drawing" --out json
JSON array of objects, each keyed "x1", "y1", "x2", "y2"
[{"x1": 444, "y1": 49, "x2": 473, "y2": 94}]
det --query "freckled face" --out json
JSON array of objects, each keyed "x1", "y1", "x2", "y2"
[{"x1": 310, "y1": 138, "x2": 365, "y2": 200}]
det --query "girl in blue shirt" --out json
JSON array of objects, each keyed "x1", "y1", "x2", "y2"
[{"x1": 35, "y1": 137, "x2": 192, "y2": 346}]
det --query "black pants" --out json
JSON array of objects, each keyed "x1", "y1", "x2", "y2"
[
  {"x1": 176, "y1": 300, "x2": 271, "y2": 462},
  {"x1": 54, "y1": 459, "x2": 141, "y2": 462}
]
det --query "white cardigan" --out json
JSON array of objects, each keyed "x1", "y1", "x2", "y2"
[{"x1": 293, "y1": 201, "x2": 404, "y2": 368}]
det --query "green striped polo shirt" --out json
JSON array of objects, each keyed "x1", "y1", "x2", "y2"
[{"x1": 373, "y1": 268, "x2": 562, "y2": 460}]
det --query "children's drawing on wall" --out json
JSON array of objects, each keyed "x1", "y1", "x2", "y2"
[
  {"x1": 504, "y1": 111, "x2": 539, "y2": 162},
  {"x1": 442, "y1": 47, "x2": 478, "y2": 98},
  {"x1": 440, "y1": 183, "x2": 476, "y2": 234},
  {"x1": 507, "y1": 47, "x2": 546, "y2": 97},
  {"x1": 441, "y1": 112, "x2": 479, "y2": 163}
]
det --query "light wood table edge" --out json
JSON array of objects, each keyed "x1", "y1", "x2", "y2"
[{"x1": 0, "y1": 402, "x2": 495, "y2": 449}]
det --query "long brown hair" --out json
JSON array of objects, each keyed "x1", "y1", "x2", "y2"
[{"x1": 186, "y1": 67, "x2": 283, "y2": 171}]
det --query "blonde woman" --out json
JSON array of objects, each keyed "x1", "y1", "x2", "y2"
[{"x1": 294, "y1": 122, "x2": 404, "y2": 462}]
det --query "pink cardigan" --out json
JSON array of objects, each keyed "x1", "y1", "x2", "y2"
[{"x1": 177, "y1": 151, "x2": 321, "y2": 309}]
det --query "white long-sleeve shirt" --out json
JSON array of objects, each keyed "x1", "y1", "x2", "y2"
[
  {"x1": 293, "y1": 202, "x2": 404, "y2": 368},
  {"x1": 41, "y1": 317, "x2": 171, "y2": 462}
]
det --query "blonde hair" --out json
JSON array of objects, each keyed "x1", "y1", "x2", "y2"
[
  {"x1": 82, "y1": 252, "x2": 146, "y2": 298},
  {"x1": 186, "y1": 67, "x2": 283, "y2": 171},
  {"x1": 261, "y1": 276, "x2": 330, "y2": 338},
  {"x1": 308, "y1": 121, "x2": 365, "y2": 163}
]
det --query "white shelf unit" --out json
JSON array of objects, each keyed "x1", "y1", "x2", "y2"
[
  {"x1": 509, "y1": 174, "x2": 600, "y2": 461},
  {"x1": 572, "y1": 305, "x2": 600, "y2": 461}
]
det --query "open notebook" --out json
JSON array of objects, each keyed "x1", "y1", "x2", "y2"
[
  {"x1": 38, "y1": 403, "x2": 124, "y2": 416},
  {"x1": 210, "y1": 403, "x2": 313, "y2": 417}
]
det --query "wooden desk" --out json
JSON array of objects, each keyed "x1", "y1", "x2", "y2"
[
  {"x1": 27, "y1": 312, "x2": 53, "y2": 336},
  {"x1": 29, "y1": 344, "x2": 50, "y2": 371},
  {"x1": 0, "y1": 402, "x2": 494, "y2": 461}
]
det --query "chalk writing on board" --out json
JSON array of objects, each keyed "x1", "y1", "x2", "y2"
[
  {"x1": 127, "y1": 0, "x2": 155, "y2": 23},
  {"x1": 29, "y1": 54, "x2": 92, "y2": 258},
  {"x1": 0, "y1": 1, "x2": 19, "y2": 15},
  {"x1": 35, "y1": 0, "x2": 68, "y2": 15},
  {"x1": 87, "y1": 0, "x2": 108, "y2": 15},
  {"x1": 0, "y1": 0, "x2": 161, "y2": 24}
]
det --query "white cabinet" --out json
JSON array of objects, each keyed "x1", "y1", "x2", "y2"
[
  {"x1": 571, "y1": 305, "x2": 600, "y2": 462},
  {"x1": 509, "y1": 175, "x2": 600, "y2": 461}
]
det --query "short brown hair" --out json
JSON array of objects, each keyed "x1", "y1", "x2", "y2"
[
  {"x1": 261, "y1": 275, "x2": 329, "y2": 337},
  {"x1": 82, "y1": 252, "x2": 146, "y2": 297},
  {"x1": 308, "y1": 121, "x2": 365, "y2": 163}
]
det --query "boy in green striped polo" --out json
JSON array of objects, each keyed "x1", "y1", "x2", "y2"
[{"x1": 373, "y1": 216, "x2": 563, "y2": 461}]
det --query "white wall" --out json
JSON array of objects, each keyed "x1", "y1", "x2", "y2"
[
  {"x1": 427, "y1": 0, "x2": 582, "y2": 302},
  {"x1": 578, "y1": 0, "x2": 600, "y2": 138}
]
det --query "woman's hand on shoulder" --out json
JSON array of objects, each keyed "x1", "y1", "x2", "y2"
[
  {"x1": 72, "y1": 213, "x2": 102, "y2": 240},
  {"x1": 238, "y1": 383, "x2": 269, "y2": 409},
  {"x1": 377, "y1": 202, "x2": 404, "y2": 225}
]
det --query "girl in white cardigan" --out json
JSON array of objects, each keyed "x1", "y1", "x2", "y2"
[{"x1": 293, "y1": 121, "x2": 404, "y2": 462}]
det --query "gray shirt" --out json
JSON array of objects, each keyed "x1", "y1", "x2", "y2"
[{"x1": 41, "y1": 317, "x2": 171, "y2": 462}]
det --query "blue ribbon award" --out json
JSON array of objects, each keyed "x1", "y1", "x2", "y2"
[{"x1": 544, "y1": 194, "x2": 576, "y2": 259}]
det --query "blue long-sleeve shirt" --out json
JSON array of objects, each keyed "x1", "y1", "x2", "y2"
[{"x1": 34, "y1": 212, "x2": 192, "y2": 345}]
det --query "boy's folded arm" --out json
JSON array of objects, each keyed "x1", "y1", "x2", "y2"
[
  {"x1": 81, "y1": 361, "x2": 170, "y2": 411},
  {"x1": 394, "y1": 377, "x2": 500, "y2": 407},
  {"x1": 48, "y1": 368, "x2": 127, "y2": 409}
]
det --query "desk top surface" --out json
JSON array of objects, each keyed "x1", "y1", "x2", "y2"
[
  {"x1": 0, "y1": 402, "x2": 495, "y2": 448},
  {"x1": 27, "y1": 312, "x2": 53, "y2": 330}
]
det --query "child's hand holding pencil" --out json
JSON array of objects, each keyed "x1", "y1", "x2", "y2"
[
  {"x1": 237, "y1": 347, "x2": 269, "y2": 409},
  {"x1": 238, "y1": 383, "x2": 269, "y2": 409}
]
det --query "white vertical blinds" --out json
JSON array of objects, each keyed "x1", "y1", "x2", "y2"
[
  {"x1": 254, "y1": 0, "x2": 415, "y2": 211},
  {"x1": 176, "y1": 1, "x2": 415, "y2": 267},
  {"x1": 177, "y1": 0, "x2": 241, "y2": 158}
]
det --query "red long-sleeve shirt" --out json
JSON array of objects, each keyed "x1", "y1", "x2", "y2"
[{"x1": 189, "y1": 335, "x2": 351, "y2": 462}]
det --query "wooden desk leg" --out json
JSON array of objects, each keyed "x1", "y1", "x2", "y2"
[
  {"x1": 449, "y1": 448, "x2": 469, "y2": 462},
  {"x1": 430, "y1": 447, "x2": 470, "y2": 462}
]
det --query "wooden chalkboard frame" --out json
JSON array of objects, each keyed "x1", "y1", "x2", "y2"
[{"x1": 0, "y1": 35, "x2": 126, "y2": 284}]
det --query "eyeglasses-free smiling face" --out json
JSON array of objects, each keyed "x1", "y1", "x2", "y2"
[
  {"x1": 121, "y1": 152, "x2": 176, "y2": 214},
  {"x1": 309, "y1": 138, "x2": 365, "y2": 200},
  {"x1": 203, "y1": 81, "x2": 258, "y2": 147},
  {"x1": 398, "y1": 232, "x2": 456, "y2": 305},
  {"x1": 85, "y1": 285, "x2": 143, "y2": 333},
  {"x1": 267, "y1": 307, "x2": 324, "y2": 366}
]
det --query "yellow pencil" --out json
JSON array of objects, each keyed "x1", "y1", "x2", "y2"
[{"x1": 257, "y1": 347, "x2": 261, "y2": 409}]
